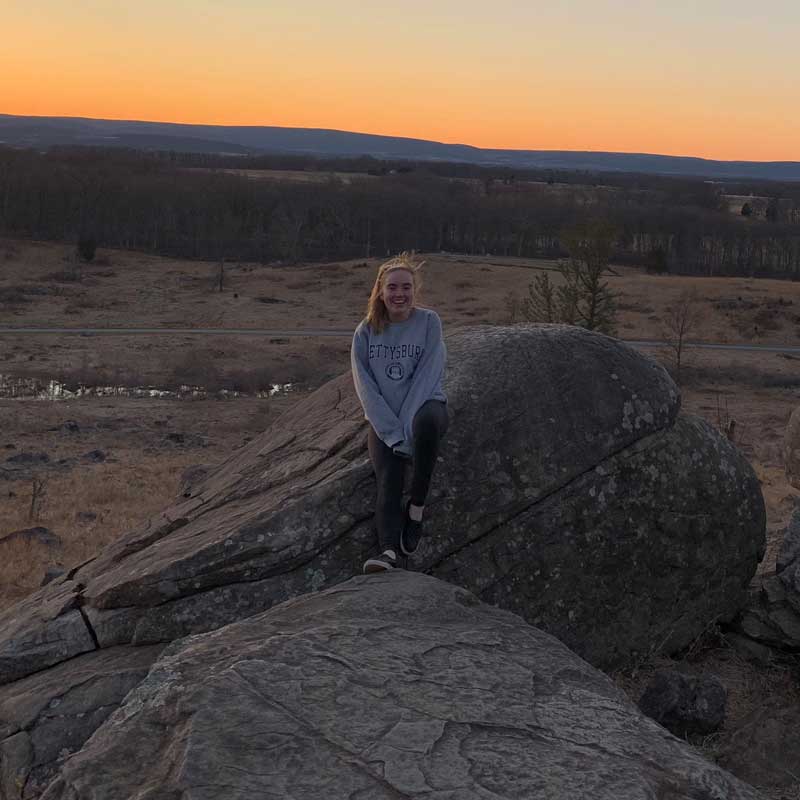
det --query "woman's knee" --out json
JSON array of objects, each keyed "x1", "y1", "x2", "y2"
[{"x1": 413, "y1": 401, "x2": 447, "y2": 439}]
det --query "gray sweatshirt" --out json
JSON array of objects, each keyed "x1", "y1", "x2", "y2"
[{"x1": 351, "y1": 307, "x2": 447, "y2": 453}]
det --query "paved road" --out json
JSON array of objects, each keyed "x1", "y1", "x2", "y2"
[
  {"x1": 0, "y1": 327, "x2": 798, "y2": 354},
  {"x1": 0, "y1": 327, "x2": 354, "y2": 337},
  {"x1": 624, "y1": 339, "x2": 800, "y2": 355}
]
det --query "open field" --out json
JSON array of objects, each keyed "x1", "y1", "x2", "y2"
[
  {"x1": 0, "y1": 393, "x2": 295, "y2": 607},
  {"x1": 181, "y1": 167, "x2": 378, "y2": 184},
  {"x1": 2, "y1": 241, "x2": 799, "y2": 386}
]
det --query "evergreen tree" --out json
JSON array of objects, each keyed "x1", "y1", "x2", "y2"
[{"x1": 520, "y1": 222, "x2": 619, "y2": 334}]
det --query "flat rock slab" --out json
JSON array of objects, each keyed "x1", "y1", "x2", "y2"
[{"x1": 41, "y1": 573, "x2": 762, "y2": 800}]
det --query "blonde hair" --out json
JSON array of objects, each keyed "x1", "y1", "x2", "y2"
[{"x1": 366, "y1": 252, "x2": 424, "y2": 333}]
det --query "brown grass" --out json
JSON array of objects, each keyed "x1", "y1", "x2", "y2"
[
  {"x1": 181, "y1": 167, "x2": 376, "y2": 185},
  {"x1": 612, "y1": 642, "x2": 800, "y2": 797},
  {"x1": 0, "y1": 391, "x2": 298, "y2": 605},
  {"x1": 0, "y1": 456, "x2": 185, "y2": 607}
]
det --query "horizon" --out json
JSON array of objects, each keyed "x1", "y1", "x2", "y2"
[
  {"x1": 5, "y1": 111, "x2": 800, "y2": 166},
  {"x1": 4, "y1": 1, "x2": 799, "y2": 162}
]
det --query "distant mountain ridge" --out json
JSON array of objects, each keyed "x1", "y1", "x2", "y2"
[{"x1": 2, "y1": 113, "x2": 799, "y2": 182}]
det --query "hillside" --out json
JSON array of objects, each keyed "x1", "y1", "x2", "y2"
[{"x1": 3, "y1": 113, "x2": 800, "y2": 181}]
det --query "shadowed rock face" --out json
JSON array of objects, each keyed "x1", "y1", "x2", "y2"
[
  {"x1": 0, "y1": 326, "x2": 765, "y2": 692},
  {"x1": 40, "y1": 573, "x2": 762, "y2": 800}
]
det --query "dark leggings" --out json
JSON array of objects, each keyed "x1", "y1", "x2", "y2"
[{"x1": 368, "y1": 400, "x2": 448, "y2": 552}]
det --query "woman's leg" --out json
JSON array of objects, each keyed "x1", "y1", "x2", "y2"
[
  {"x1": 367, "y1": 426, "x2": 406, "y2": 553},
  {"x1": 409, "y1": 400, "x2": 449, "y2": 506},
  {"x1": 399, "y1": 400, "x2": 448, "y2": 557}
]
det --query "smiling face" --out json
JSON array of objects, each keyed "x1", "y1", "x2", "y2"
[{"x1": 381, "y1": 268, "x2": 416, "y2": 322}]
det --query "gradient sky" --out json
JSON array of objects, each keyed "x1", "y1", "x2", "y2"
[{"x1": 4, "y1": 0, "x2": 799, "y2": 161}]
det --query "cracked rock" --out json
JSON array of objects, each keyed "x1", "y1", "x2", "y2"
[
  {"x1": 0, "y1": 645, "x2": 163, "y2": 798},
  {"x1": 39, "y1": 573, "x2": 761, "y2": 800}
]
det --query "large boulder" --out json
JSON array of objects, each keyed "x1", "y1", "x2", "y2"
[
  {"x1": 787, "y1": 406, "x2": 800, "y2": 488},
  {"x1": 0, "y1": 325, "x2": 765, "y2": 681},
  {"x1": 41, "y1": 572, "x2": 762, "y2": 800}
]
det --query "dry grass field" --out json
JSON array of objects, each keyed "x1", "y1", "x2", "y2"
[
  {"x1": 182, "y1": 167, "x2": 377, "y2": 184},
  {"x1": 1, "y1": 238, "x2": 799, "y2": 791}
]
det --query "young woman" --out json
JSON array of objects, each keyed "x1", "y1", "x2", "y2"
[{"x1": 351, "y1": 253, "x2": 448, "y2": 573}]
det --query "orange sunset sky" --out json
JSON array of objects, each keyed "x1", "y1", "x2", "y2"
[{"x1": 4, "y1": 0, "x2": 800, "y2": 162}]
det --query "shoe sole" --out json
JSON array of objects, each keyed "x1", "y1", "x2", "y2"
[
  {"x1": 399, "y1": 528, "x2": 423, "y2": 557},
  {"x1": 363, "y1": 558, "x2": 395, "y2": 574},
  {"x1": 399, "y1": 538, "x2": 418, "y2": 557}
]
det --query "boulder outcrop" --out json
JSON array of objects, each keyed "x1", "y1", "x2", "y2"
[
  {"x1": 41, "y1": 572, "x2": 762, "y2": 800},
  {"x1": 737, "y1": 503, "x2": 800, "y2": 649},
  {"x1": 0, "y1": 326, "x2": 765, "y2": 689}
]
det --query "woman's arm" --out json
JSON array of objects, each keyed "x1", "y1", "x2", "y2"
[
  {"x1": 397, "y1": 311, "x2": 446, "y2": 440},
  {"x1": 351, "y1": 327, "x2": 405, "y2": 446}
]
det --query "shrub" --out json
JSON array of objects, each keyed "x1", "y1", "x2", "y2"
[{"x1": 76, "y1": 236, "x2": 96, "y2": 263}]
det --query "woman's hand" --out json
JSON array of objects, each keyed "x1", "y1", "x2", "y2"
[{"x1": 392, "y1": 442, "x2": 413, "y2": 460}]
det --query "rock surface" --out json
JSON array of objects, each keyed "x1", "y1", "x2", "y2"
[
  {"x1": 41, "y1": 572, "x2": 762, "y2": 800},
  {"x1": 638, "y1": 670, "x2": 726, "y2": 736},
  {"x1": 0, "y1": 645, "x2": 163, "y2": 799},
  {"x1": 0, "y1": 325, "x2": 765, "y2": 693},
  {"x1": 179, "y1": 463, "x2": 209, "y2": 497},
  {"x1": 736, "y1": 504, "x2": 800, "y2": 649},
  {"x1": 0, "y1": 528, "x2": 61, "y2": 550},
  {"x1": 786, "y1": 405, "x2": 800, "y2": 489}
]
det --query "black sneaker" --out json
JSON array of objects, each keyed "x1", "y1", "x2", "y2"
[
  {"x1": 363, "y1": 549, "x2": 398, "y2": 574},
  {"x1": 400, "y1": 502, "x2": 424, "y2": 556}
]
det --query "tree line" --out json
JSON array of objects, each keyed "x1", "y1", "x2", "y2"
[{"x1": 1, "y1": 145, "x2": 799, "y2": 278}]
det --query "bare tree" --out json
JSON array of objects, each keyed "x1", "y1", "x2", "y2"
[
  {"x1": 663, "y1": 288, "x2": 703, "y2": 382},
  {"x1": 77, "y1": 235, "x2": 96, "y2": 263},
  {"x1": 715, "y1": 392, "x2": 737, "y2": 442},
  {"x1": 28, "y1": 477, "x2": 46, "y2": 521},
  {"x1": 211, "y1": 259, "x2": 227, "y2": 292}
]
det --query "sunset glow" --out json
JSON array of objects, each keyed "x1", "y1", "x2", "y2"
[{"x1": 4, "y1": 0, "x2": 799, "y2": 161}]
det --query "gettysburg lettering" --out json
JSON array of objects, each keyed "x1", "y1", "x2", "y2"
[{"x1": 368, "y1": 343, "x2": 424, "y2": 360}]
